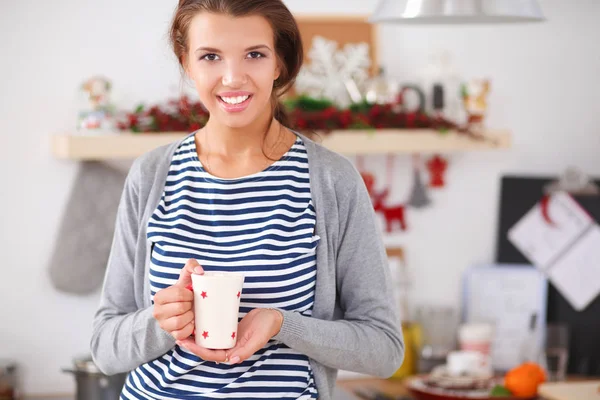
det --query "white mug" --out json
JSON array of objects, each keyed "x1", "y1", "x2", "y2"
[
  {"x1": 192, "y1": 272, "x2": 245, "y2": 349},
  {"x1": 447, "y1": 350, "x2": 493, "y2": 378}
]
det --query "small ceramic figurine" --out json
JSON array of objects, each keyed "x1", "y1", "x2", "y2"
[
  {"x1": 461, "y1": 79, "x2": 490, "y2": 132},
  {"x1": 78, "y1": 76, "x2": 116, "y2": 131}
]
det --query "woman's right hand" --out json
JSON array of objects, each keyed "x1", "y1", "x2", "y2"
[
  {"x1": 153, "y1": 258, "x2": 204, "y2": 340},
  {"x1": 153, "y1": 259, "x2": 231, "y2": 364}
]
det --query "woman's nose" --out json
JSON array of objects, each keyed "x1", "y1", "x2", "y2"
[{"x1": 222, "y1": 62, "x2": 248, "y2": 88}]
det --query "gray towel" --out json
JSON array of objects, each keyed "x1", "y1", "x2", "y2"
[{"x1": 48, "y1": 161, "x2": 127, "y2": 295}]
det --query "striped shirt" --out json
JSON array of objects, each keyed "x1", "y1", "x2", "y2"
[{"x1": 121, "y1": 133, "x2": 319, "y2": 399}]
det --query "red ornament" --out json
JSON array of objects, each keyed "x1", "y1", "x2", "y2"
[
  {"x1": 361, "y1": 172, "x2": 376, "y2": 195},
  {"x1": 372, "y1": 188, "x2": 407, "y2": 232},
  {"x1": 426, "y1": 155, "x2": 448, "y2": 188},
  {"x1": 202, "y1": 331, "x2": 209, "y2": 339},
  {"x1": 201, "y1": 291, "x2": 207, "y2": 299},
  {"x1": 359, "y1": 156, "x2": 407, "y2": 233},
  {"x1": 540, "y1": 194, "x2": 555, "y2": 226}
]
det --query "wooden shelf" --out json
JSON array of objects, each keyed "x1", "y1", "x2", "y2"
[
  {"x1": 51, "y1": 129, "x2": 511, "y2": 160},
  {"x1": 52, "y1": 132, "x2": 186, "y2": 161}
]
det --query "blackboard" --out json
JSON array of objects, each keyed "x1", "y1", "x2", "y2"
[{"x1": 495, "y1": 175, "x2": 600, "y2": 376}]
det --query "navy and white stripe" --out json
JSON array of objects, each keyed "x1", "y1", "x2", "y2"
[{"x1": 121, "y1": 133, "x2": 319, "y2": 399}]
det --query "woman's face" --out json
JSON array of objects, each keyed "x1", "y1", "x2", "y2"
[{"x1": 184, "y1": 13, "x2": 280, "y2": 129}]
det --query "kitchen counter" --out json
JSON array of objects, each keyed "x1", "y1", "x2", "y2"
[
  {"x1": 338, "y1": 378, "x2": 410, "y2": 399},
  {"x1": 22, "y1": 385, "x2": 359, "y2": 400}
]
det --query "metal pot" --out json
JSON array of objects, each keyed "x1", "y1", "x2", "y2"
[
  {"x1": 0, "y1": 359, "x2": 19, "y2": 400},
  {"x1": 62, "y1": 356, "x2": 126, "y2": 400}
]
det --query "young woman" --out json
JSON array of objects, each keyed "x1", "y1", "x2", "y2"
[{"x1": 91, "y1": 1, "x2": 404, "y2": 399}]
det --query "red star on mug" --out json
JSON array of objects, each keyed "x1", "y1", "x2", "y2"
[
  {"x1": 201, "y1": 291, "x2": 207, "y2": 299},
  {"x1": 231, "y1": 332, "x2": 236, "y2": 339},
  {"x1": 236, "y1": 291, "x2": 240, "y2": 298},
  {"x1": 202, "y1": 331, "x2": 209, "y2": 339}
]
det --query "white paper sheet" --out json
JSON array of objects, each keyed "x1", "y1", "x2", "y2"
[
  {"x1": 508, "y1": 191, "x2": 593, "y2": 270},
  {"x1": 547, "y1": 225, "x2": 600, "y2": 311}
]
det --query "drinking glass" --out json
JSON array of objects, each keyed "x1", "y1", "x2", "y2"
[{"x1": 542, "y1": 323, "x2": 570, "y2": 381}]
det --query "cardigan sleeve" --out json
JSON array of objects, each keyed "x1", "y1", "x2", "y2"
[{"x1": 90, "y1": 159, "x2": 176, "y2": 375}]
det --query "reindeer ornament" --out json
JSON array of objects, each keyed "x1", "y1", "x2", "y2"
[
  {"x1": 361, "y1": 170, "x2": 407, "y2": 232},
  {"x1": 358, "y1": 154, "x2": 447, "y2": 233}
]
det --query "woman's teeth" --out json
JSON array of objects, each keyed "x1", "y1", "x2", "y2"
[{"x1": 220, "y1": 95, "x2": 250, "y2": 105}]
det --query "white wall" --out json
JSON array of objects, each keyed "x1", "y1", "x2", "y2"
[{"x1": 1, "y1": 0, "x2": 599, "y2": 395}]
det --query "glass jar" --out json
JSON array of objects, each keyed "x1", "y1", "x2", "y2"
[{"x1": 415, "y1": 305, "x2": 459, "y2": 373}]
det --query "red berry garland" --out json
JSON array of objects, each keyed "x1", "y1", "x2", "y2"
[{"x1": 116, "y1": 95, "x2": 461, "y2": 133}]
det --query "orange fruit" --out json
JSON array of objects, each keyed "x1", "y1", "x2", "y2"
[{"x1": 504, "y1": 362, "x2": 546, "y2": 398}]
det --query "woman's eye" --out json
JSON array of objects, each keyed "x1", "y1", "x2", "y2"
[
  {"x1": 200, "y1": 53, "x2": 219, "y2": 61},
  {"x1": 247, "y1": 51, "x2": 265, "y2": 59}
]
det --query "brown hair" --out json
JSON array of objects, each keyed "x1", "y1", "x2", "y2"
[{"x1": 169, "y1": 0, "x2": 303, "y2": 129}]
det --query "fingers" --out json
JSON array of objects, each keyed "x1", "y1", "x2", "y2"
[
  {"x1": 154, "y1": 285, "x2": 193, "y2": 306},
  {"x1": 228, "y1": 335, "x2": 262, "y2": 364},
  {"x1": 176, "y1": 338, "x2": 231, "y2": 363},
  {"x1": 154, "y1": 259, "x2": 203, "y2": 305},
  {"x1": 152, "y1": 258, "x2": 204, "y2": 338},
  {"x1": 153, "y1": 300, "x2": 192, "y2": 320},
  {"x1": 170, "y1": 320, "x2": 195, "y2": 341},
  {"x1": 175, "y1": 258, "x2": 204, "y2": 288},
  {"x1": 158, "y1": 310, "x2": 194, "y2": 333}
]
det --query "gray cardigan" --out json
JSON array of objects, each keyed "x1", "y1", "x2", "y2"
[{"x1": 90, "y1": 133, "x2": 404, "y2": 399}]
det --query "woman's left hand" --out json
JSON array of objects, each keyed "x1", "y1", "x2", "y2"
[{"x1": 227, "y1": 308, "x2": 283, "y2": 364}]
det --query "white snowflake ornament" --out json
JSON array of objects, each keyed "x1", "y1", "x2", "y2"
[{"x1": 295, "y1": 36, "x2": 371, "y2": 107}]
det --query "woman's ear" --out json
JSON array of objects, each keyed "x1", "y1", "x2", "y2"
[{"x1": 274, "y1": 61, "x2": 281, "y2": 81}]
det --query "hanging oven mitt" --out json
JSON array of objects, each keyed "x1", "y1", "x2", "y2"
[{"x1": 48, "y1": 161, "x2": 127, "y2": 295}]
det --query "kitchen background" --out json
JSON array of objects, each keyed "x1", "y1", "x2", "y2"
[{"x1": 1, "y1": 0, "x2": 599, "y2": 396}]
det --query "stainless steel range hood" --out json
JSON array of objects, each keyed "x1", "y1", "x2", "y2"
[{"x1": 369, "y1": 0, "x2": 545, "y2": 24}]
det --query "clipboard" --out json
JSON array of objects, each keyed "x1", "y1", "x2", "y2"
[{"x1": 462, "y1": 264, "x2": 548, "y2": 372}]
